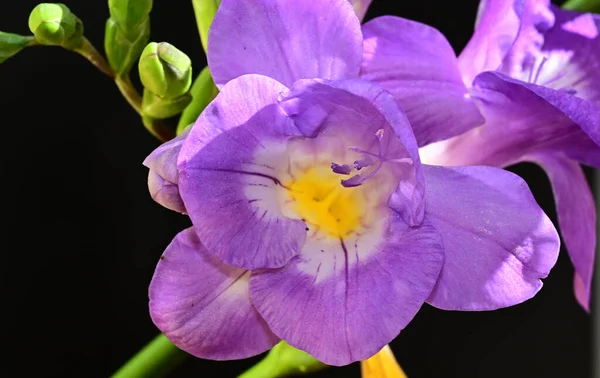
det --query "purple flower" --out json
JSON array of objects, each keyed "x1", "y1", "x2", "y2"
[
  {"x1": 145, "y1": 0, "x2": 559, "y2": 365},
  {"x1": 360, "y1": 0, "x2": 599, "y2": 311}
]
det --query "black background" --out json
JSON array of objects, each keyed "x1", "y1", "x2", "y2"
[{"x1": 0, "y1": 0, "x2": 593, "y2": 377}]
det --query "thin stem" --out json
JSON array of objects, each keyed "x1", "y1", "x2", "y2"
[
  {"x1": 73, "y1": 37, "x2": 115, "y2": 78},
  {"x1": 115, "y1": 75, "x2": 143, "y2": 115},
  {"x1": 237, "y1": 356, "x2": 282, "y2": 378},
  {"x1": 111, "y1": 333, "x2": 188, "y2": 378}
]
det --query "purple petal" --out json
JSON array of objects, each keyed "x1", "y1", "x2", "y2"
[
  {"x1": 349, "y1": 0, "x2": 373, "y2": 22},
  {"x1": 143, "y1": 128, "x2": 190, "y2": 213},
  {"x1": 178, "y1": 74, "x2": 306, "y2": 270},
  {"x1": 525, "y1": 153, "x2": 595, "y2": 311},
  {"x1": 278, "y1": 78, "x2": 426, "y2": 226},
  {"x1": 423, "y1": 164, "x2": 560, "y2": 310},
  {"x1": 208, "y1": 0, "x2": 362, "y2": 88},
  {"x1": 458, "y1": 0, "x2": 554, "y2": 85},
  {"x1": 149, "y1": 228, "x2": 279, "y2": 359},
  {"x1": 250, "y1": 214, "x2": 443, "y2": 366},
  {"x1": 360, "y1": 16, "x2": 484, "y2": 146},
  {"x1": 426, "y1": 71, "x2": 600, "y2": 168},
  {"x1": 536, "y1": 7, "x2": 600, "y2": 103}
]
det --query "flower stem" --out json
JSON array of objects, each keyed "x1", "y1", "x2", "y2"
[
  {"x1": 72, "y1": 37, "x2": 115, "y2": 78},
  {"x1": 111, "y1": 333, "x2": 188, "y2": 378}
]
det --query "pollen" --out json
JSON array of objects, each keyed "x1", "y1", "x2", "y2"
[{"x1": 286, "y1": 166, "x2": 365, "y2": 238}]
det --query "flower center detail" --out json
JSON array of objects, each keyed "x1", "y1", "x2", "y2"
[{"x1": 286, "y1": 166, "x2": 365, "y2": 238}]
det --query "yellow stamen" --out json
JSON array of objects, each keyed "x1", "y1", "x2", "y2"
[
  {"x1": 286, "y1": 166, "x2": 365, "y2": 238},
  {"x1": 360, "y1": 345, "x2": 407, "y2": 378}
]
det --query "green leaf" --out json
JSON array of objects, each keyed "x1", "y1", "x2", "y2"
[
  {"x1": 176, "y1": 65, "x2": 218, "y2": 134},
  {"x1": 0, "y1": 32, "x2": 35, "y2": 63},
  {"x1": 192, "y1": 0, "x2": 221, "y2": 53},
  {"x1": 562, "y1": 0, "x2": 600, "y2": 13}
]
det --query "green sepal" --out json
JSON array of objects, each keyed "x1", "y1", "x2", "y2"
[
  {"x1": 139, "y1": 42, "x2": 192, "y2": 99},
  {"x1": 0, "y1": 32, "x2": 35, "y2": 63},
  {"x1": 238, "y1": 341, "x2": 327, "y2": 378},
  {"x1": 108, "y1": 0, "x2": 153, "y2": 31},
  {"x1": 142, "y1": 89, "x2": 192, "y2": 119},
  {"x1": 177, "y1": 66, "x2": 218, "y2": 134},
  {"x1": 104, "y1": 17, "x2": 150, "y2": 77},
  {"x1": 562, "y1": 0, "x2": 600, "y2": 12},
  {"x1": 28, "y1": 3, "x2": 83, "y2": 48},
  {"x1": 191, "y1": 0, "x2": 221, "y2": 53}
]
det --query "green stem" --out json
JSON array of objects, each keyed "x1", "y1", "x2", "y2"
[
  {"x1": 236, "y1": 342, "x2": 327, "y2": 378},
  {"x1": 115, "y1": 75, "x2": 143, "y2": 114},
  {"x1": 562, "y1": 0, "x2": 600, "y2": 12},
  {"x1": 237, "y1": 356, "x2": 283, "y2": 378},
  {"x1": 111, "y1": 333, "x2": 189, "y2": 378},
  {"x1": 73, "y1": 37, "x2": 115, "y2": 78}
]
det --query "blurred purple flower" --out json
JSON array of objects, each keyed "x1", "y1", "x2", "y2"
[
  {"x1": 144, "y1": 0, "x2": 560, "y2": 365},
  {"x1": 360, "y1": 0, "x2": 599, "y2": 311}
]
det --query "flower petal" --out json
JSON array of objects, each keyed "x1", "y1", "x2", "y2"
[
  {"x1": 250, "y1": 214, "x2": 444, "y2": 366},
  {"x1": 178, "y1": 74, "x2": 306, "y2": 270},
  {"x1": 361, "y1": 345, "x2": 407, "y2": 378},
  {"x1": 279, "y1": 79, "x2": 426, "y2": 225},
  {"x1": 425, "y1": 71, "x2": 600, "y2": 168},
  {"x1": 537, "y1": 7, "x2": 600, "y2": 103},
  {"x1": 458, "y1": 0, "x2": 554, "y2": 84},
  {"x1": 423, "y1": 164, "x2": 560, "y2": 310},
  {"x1": 360, "y1": 16, "x2": 484, "y2": 147},
  {"x1": 149, "y1": 228, "x2": 279, "y2": 359},
  {"x1": 143, "y1": 128, "x2": 190, "y2": 213},
  {"x1": 524, "y1": 153, "x2": 595, "y2": 311},
  {"x1": 208, "y1": 0, "x2": 362, "y2": 88}
]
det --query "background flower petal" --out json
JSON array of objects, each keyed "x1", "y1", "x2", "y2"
[
  {"x1": 208, "y1": 0, "x2": 362, "y2": 88},
  {"x1": 524, "y1": 153, "x2": 595, "y2": 311},
  {"x1": 360, "y1": 16, "x2": 484, "y2": 147},
  {"x1": 250, "y1": 214, "x2": 443, "y2": 366},
  {"x1": 149, "y1": 228, "x2": 279, "y2": 359},
  {"x1": 178, "y1": 74, "x2": 306, "y2": 270},
  {"x1": 423, "y1": 164, "x2": 560, "y2": 310}
]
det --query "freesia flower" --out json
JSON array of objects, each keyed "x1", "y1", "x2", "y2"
[
  {"x1": 360, "y1": 0, "x2": 599, "y2": 311},
  {"x1": 361, "y1": 345, "x2": 407, "y2": 378},
  {"x1": 144, "y1": 0, "x2": 559, "y2": 366}
]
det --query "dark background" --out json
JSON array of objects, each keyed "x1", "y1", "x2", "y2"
[{"x1": 0, "y1": 0, "x2": 593, "y2": 377}]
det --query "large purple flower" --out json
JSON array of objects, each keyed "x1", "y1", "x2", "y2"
[
  {"x1": 144, "y1": 0, "x2": 559, "y2": 365},
  {"x1": 360, "y1": 0, "x2": 599, "y2": 311}
]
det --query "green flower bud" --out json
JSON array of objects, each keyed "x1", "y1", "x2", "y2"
[
  {"x1": 108, "y1": 0, "x2": 153, "y2": 31},
  {"x1": 142, "y1": 89, "x2": 192, "y2": 119},
  {"x1": 104, "y1": 17, "x2": 149, "y2": 76},
  {"x1": 0, "y1": 32, "x2": 35, "y2": 63},
  {"x1": 177, "y1": 66, "x2": 218, "y2": 135},
  {"x1": 139, "y1": 42, "x2": 192, "y2": 99},
  {"x1": 28, "y1": 3, "x2": 83, "y2": 47}
]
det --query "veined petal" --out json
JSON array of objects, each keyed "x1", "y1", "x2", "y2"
[
  {"x1": 423, "y1": 165, "x2": 560, "y2": 310},
  {"x1": 149, "y1": 228, "x2": 279, "y2": 359},
  {"x1": 361, "y1": 345, "x2": 407, "y2": 378},
  {"x1": 360, "y1": 16, "x2": 484, "y2": 147},
  {"x1": 278, "y1": 78, "x2": 425, "y2": 225},
  {"x1": 425, "y1": 71, "x2": 600, "y2": 168},
  {"x1": 536, "y1": 7, "x2": 600, "y2": 103},
  {"x1": 458, "y1": 0, "x2": 554, "y2": 85},
  {"x1": 208, "y1": 0, "x2": 362, "y2": 88},
  {"x1": 524, "y1": 153, "x2": 595, "y2": 311},
  {"x1": 250, "y1": 214, "x2": 443, "y2": 366},
  {"x1": 178, "y1": 74, "x2": 307, "y2": 270},
  {"x1": 143, "y1": 128, "x2": 190, "y2": 213}
]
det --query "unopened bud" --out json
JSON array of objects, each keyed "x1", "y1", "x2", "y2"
[
  {"x1": 28, "y1": 3, "x2": 83, "y2": 47},
  {"x1": 139, "y1": 42, "x2": 192, "y2": 99}
]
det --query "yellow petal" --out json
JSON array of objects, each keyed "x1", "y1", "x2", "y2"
[{"x1": 360, "y1": 345, "x2": 407, "y2": 378}]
